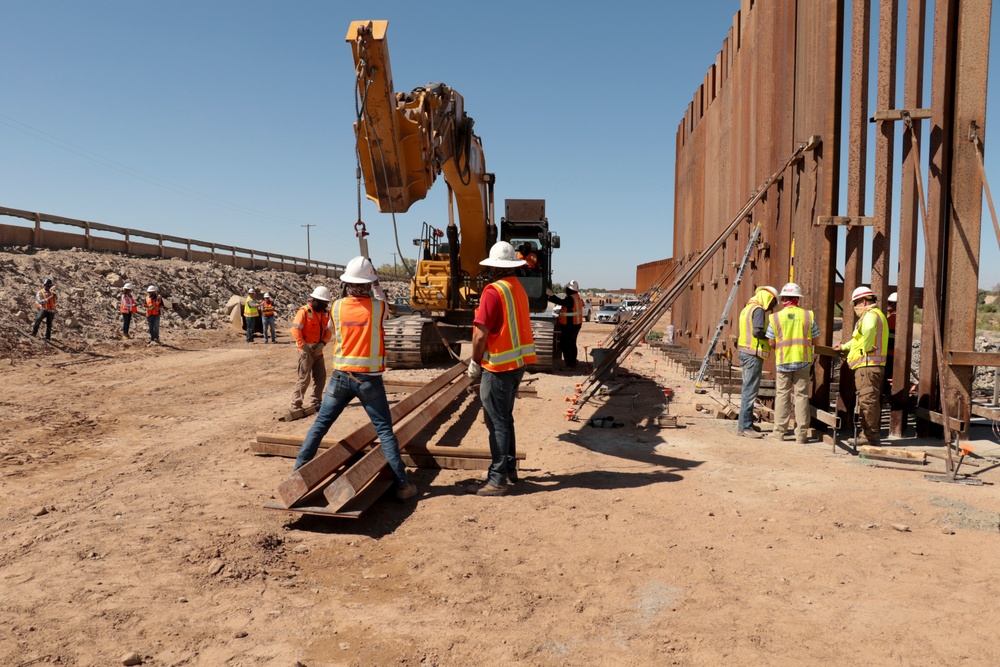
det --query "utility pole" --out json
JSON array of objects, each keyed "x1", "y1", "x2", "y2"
[
  {"x1": 301, "y1": 224, "x2": 315, "y2": 265},
  {"x1": 391, "y1": 252, "x2": 397, "y2": 277}
]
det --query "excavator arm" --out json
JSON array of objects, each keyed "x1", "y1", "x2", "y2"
[{"x1": 347, "y1": 20, "x2": 495, "y2": 283}]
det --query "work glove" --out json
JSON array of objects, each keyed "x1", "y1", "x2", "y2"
[
  {"x1": 467, "y1": 360, "x2": 482, "y2": 380},
  {"x1": 545, "y1": 288, "x2": 554, "y2": 297},
  {"x1": 314, "y1": 342, "x2": 325, "y2": 355},
  {"x1": 373, "y1": 283, "x2": 387, "y2": 303}
]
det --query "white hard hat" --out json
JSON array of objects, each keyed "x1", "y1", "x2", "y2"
[
  {"x1": 851, "y1": 285, "x2": 876, "y2": 302},
  {"x1": 780, "y1": 282, "x2": 803, "y2": 298},
  {"x1": 310, "y1": 286, "x2": 332, "y2": 301},
  {"x1": 888, "y1": 292, "x2": 898, "y2": 303},
  {"x1": 263, "y1": 292, "x2": 271, "y2": 298},
  {"x1": 480, "y1": 241, "x2": 526, "y2": 268},
  {"x1": 247, "y1": 288, "x2": 256, "y2": 294},
  {"x1": 340, "y1": 256, "x2": 378, "y2": 283},
  {"x1": 147, "y1": 285, "x2": 157, "y2": 292},
  {"x1": 567, "y1": 280, "x2": 580, "y2": 291},
  {"x1": 123, "y1": 283, "x2": 133, "y2": 290},
  {"x1": 761, "y1": 286, "x2": 779, "y2": 299}
]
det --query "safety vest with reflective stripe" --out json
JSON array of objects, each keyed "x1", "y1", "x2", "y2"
[
  {"x1": 558, "y1": 293, "x2": 583, "y2": 325},
  {"x1": 737, "y1": 299, "x2": 771, "y2": 358},
  {"x1": 261, "y1": 299, "x2": 275, "y2": 317},
  {"x1": 482, "y1": 277, "x2": 537, "y2": 373},
  {"x1": 291, "y1": 304, "x2": 331, "y2": 349},
  {"x1": 846, "y1": 307, "x2": 888, "y2": 369},
  {"x1": 244, "y1": 298, "x2": 259, "y2": 317},
  {"x1": 36, "y1": 289, "x2": 56, "y2": 311},
  {"x1": 120, "y1": 294, "x2": 137, "y2": 314},
  {"x1": 769, "y1": 306, "x2": 815, "y2": 366},
  {"x1": 146, "y1": 296, "x2": 162, "y2": 316},
  {"x1": 329, "y1": 297, "x2": 386, "y2": 372}
]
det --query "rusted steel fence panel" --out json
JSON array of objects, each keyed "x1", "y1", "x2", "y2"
[{"x1": 660, "y1": 0, "x2": 992, "y2": 438}]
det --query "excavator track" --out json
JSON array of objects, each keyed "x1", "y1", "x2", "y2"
[
  {"x1": 383, "y1": 316, "x2": 453, "y2": 368},
  {"x1": 384, "y1": 315, "x2": 559, "y2": 372},
  {"x1": 529, "y1": 319, "x2": 558, "y2": 373}
]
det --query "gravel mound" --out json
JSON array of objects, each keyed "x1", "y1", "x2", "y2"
[{"x1": 0, "y1": 245, "x2": 409, "y2": 360}]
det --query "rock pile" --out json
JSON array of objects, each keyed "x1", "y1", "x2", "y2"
[{"x1": 0, "y1": 246, "x2": 408, "y2": 360}]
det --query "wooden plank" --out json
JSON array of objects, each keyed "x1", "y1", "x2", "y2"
[
  {"x1": 911, "y1": 406, "x2": 966, "y2": 432},
  {"x1": 265, "y1": 471, "x2": 396, "y2": 518},
  {"x1": 869, "y1": 108, "x2": 933, "y2": 122},
  {"x1": 323, "y1": 376, "x2": 472, "y2": 511},
  {"x1": 384, "y1": 380, "x2": 537, "y2": 396},
  {"x1": 859, "y1": 445, "x2": 926, "y2": 462},
  {"x1": 255, "y1": 435, "x2": 524, "y2": 460},
  {"x1": 276, "y1": 363, "x2": 465, "y2": 507},
  {"x1": 814, "y1": 215, "x2": 874, "y2": 227}
]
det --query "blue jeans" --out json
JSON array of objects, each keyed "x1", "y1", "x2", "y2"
[
  {"x1": 480, "y1": 366, "x2": 526, "y2": 486},
  {"x1": 245, "y1": 316, "x2": 257, "y2": 342},
  {"x1": 263, "y1": 315, "x2": 276, "y2": 342},
  {"x1": 147, "y1": 314, "x2": 160, "y2": 342},
  {"x1": 122, "y1": 312, "x2": 132, "y2": 336},
  {"x1": 293, "y1": 371, "x2": 408, "y2": 488},
  {"x1": 737, "y1": 350, "x2": 764, "y2": 431}
]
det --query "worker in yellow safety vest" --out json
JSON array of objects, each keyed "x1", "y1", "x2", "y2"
[
  {"x1": 766, "y1": 283, "x2": 821, "y2": 444},
  {"x1": 243, "y1": 288, "x2": 260, "y2": 343},
  {"x1": 736, "y1": 285, "x2": 778, "y2": 437},
  {"x1": 292, "y1": 257, "x2": 418, "y2": 501},
  {"x1": 468, "y1": 241, "x2": 537, "y2": 496},
  {"x1": 834, "y1": 285, "x2": 889, "y2": 446},
  {"x1": 546, "y1": 279, "x2": 583, "y2": 370}
]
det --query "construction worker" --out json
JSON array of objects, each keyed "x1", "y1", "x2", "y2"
[
  {"x1": 736, "y1": 285, "x2": 779, "y2": 438},
  {"x1": 517, "y1": 243, "x2": 538, "y2": 270},
  {"x1": 145, "y1": 285, "x2": 164, "y2": 344},
  {"x1": 546, "y1": 279, "x2": 583, "y2": 370},
  {"x1": 289, "y1": 286, "x2": 334, "y2": 414},
  {"x1": 31, "y1": 278, "x2": 57, "y2": 340},
  {"x1": 835, "y1": 286, "x2": 889, "y2": 447},
  {"x1": 766, "y1": 283, "x2": 821, "y2": 444},
  {"x1": 260, "y1": 292, "x2": 276, "y2": 343},
  {"x1": 293, "y1": 257, "x2": 417, "y2": 501},
  {"x1": 120, "y1": 283, "x2": 138, "y2": 339},
  {"x1": 884, "y1": 291, "x2": 897, "y2": 394},
  {"x1": 468, "y1": 241, "x2": 537, "y2": 496},
  {"x1": 243, "y1": 288, "x2": 259, "y2": 343}
]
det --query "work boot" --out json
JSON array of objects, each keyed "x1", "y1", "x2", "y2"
[
  {"x1": 770, "y1": 431, "x2": 787, "y2": 442},
  {"x1": 796, "y1": 434, "x2": 809, "y2": 444},
  {"x1": 476, "y1": 483, "x2": 508, "y2": 497},
  {"x1": 396, "y1": 483, "x2": 418, "y2": 500},
  {"x1": 737, "y1": 429, "x2": 764, "y2": 439}
]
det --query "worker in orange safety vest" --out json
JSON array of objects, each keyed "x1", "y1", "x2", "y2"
[
  {"x1": 292, "y1": 257, "x2": 417, "y2": 501},
  {"x1": 144, "y1": 285, "x2": 164, "y2": 345},
  {"x1": 31, "y1": 278, "x2": 57, "y2": 340},
  {"x1": 119, "y1": 283, "x2": 138, "y2": 339},
  {"x1": 289, "y1": 285, "x2": 333, "y2": 414},
  {"x1": 260, "y1": 292, "x2": 277, "y2": 343},
  {"x1": 468, "y1": 241, "x2": 537, "y2": 496},
  {"x1": 546, "y1": 279, "x2": 583, "y2": 370}
]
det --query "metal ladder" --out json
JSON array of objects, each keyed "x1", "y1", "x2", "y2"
[{"x1": 694, "y1": 220, "x2": 762, "y2": 388}]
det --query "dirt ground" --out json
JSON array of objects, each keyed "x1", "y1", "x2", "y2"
[{"x1": 3, "y1": 320, "x2": 1000, "y2": 667}]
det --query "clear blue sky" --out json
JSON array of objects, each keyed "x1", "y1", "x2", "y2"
[{"x1": 2, "y1": 1, "x2": 1000, "y2": 291}]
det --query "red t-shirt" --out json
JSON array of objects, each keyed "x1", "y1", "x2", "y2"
[{"x1": 473, "y1": 284, "x2": 505, "y2": 334}]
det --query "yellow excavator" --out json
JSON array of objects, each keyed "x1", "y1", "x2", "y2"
[{"x1": 347, "y1": 20, "x2": 560, "y2": 369}]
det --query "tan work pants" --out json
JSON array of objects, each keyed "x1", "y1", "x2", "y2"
[
  {"x1": 855, "y1": 365, "x2": 885, "y2": 444},
  {"x1": 291, "y1": 350, "x2": 327, "y2": 411},
  {"x1": 775, "y1": 366, "x2": 811, "y2": 439}
]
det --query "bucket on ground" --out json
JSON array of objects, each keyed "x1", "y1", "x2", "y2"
[{"x1": 590, "y1": 347, "x2": 617, "y2": 379}]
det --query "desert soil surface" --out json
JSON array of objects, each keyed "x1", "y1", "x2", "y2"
[{"x1": 3, "y1": 307, "x2": 1000, "y2": 665}]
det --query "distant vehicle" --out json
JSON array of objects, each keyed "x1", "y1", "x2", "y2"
[
  {"x1": 389, "y1": 296, "x2": 428, "y2": 318},
  {"x1": 553, "y1": 299, "x2": 592, "y2": 322},
  {"x1": 620, "y1": 298, "x2": 640, "y2": 311},
  {"x1": 594, "y1": 304, "x2": 621, "y2": 324}
]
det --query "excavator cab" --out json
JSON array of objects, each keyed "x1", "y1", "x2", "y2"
[{"x1": 500, "y1": 199, "x2": 559, "y2": 313}]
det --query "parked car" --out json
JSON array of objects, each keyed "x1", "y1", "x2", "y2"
[
  {"x1": 389, "y1": 296, "x2": 428, "y2": 318},
  {"x1": 594, "y1": 304, "x2": 621, "y2": 324},
  {"x1": 553, "y1": 299, "x2": 592, "y2": 322}
]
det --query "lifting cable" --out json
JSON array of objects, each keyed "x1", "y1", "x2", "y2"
[
  {"x1": 902, "y1": 111, "x2": 956, "y2": 474},
  {"x1": 353, "y1": 37, "x2": 415, "y2": 281}
]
